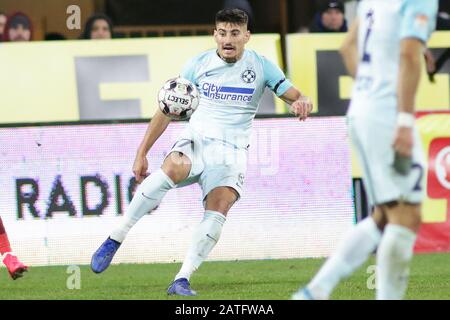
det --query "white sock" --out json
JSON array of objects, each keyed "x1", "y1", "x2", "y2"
[
  {"x1": 307, "y1": 217, "x2": 382, "y2": 299},
  {"x1": 110, "y1": 169, "x2": 175, "y2": 243},
  {"x1": 175, "y1": 210, "x2": 226, "y2": 281},
  {"x1": 376, "y1": 224, "x2": 416, "y2": 300}
]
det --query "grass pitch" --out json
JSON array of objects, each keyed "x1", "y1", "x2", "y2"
[{"x1": 0, "y1": 253, "x2": 449, "y2": 300}]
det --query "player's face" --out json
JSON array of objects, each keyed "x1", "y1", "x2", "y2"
[
  {"x1": 90, "y1": 19, "x2": 111, "y2": 39},
  {"x1": 214, "y1": 22, "x2": 250, "y2": 63},
  {"x1": 8, "y1": 24, "x2": 31, "y2": 41}
]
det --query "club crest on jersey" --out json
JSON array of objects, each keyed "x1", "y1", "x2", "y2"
[{"x1": 241, "y1": 69, "x2": 256, "y2": 83}]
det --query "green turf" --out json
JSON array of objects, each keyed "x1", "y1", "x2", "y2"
[{"x1": 0, "y1": 253, "x2": 449, "y2": 300}]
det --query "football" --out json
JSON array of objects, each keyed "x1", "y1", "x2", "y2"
[{"x1": 158, "y1": 77, "x2": 200, "y2": 120}]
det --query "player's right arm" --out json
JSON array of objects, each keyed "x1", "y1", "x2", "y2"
[
  {"x1": 261, "y1": 56, "x2": 312, "y2": 120},
  {"x1": 394, "y1": 0, "x2": 438, "y2": 159},
  {"x1": 133, "y1": 54, "x2": 200, "y2": 183},
  {"x1": 134, "y1": 109, "x2": 172, "y2": 183},
  {"x1": 393, "y1": 38, "x2": 423, "y2": 158},
  {"x1": 339, "y1": 18, "x2": 359, "y2": 78}
]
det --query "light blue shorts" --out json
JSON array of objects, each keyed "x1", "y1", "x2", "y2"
[
  {"x1": 348, "y1": 116, "x2": 426, "y2": 206},
  {"x1": 167, "y1": 127, "x2": 248, "y2": 202}
]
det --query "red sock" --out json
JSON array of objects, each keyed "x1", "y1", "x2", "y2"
[{"x1": 0, "y1": 217, "x2": 12, "y2": 255}]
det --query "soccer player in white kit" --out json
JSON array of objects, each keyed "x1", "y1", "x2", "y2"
[
  {"x1": 293, "y1": 0, "x2": 438, "y2": 300},
  {"x1": 91, "y1": 8, "x2": 313, "y2": 296}
]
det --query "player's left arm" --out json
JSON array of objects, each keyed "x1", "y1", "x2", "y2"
[
  {"x1": 279, "y1": 87, "x2": 313, "y2": 122},
  {"x1": 263, "y1": 56, "x2": 313, "y2": 121}
]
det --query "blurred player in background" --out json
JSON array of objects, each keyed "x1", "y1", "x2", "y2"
[
  {"x1": 0, "y1": 217, "x2": 28, "y2": 279},
  {"x1": 91, "y1": 8, "x2": 312, "y2": 296},
  {"x1": 293, "y1": 0, "x2": 438, "y2": 300}
]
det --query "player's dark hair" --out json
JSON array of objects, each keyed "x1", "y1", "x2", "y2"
[{"x1": 215, "y1": 8, "x2": 248, "y2": 27}]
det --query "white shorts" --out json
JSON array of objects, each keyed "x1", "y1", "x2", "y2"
[
  {"x1": 167, "y1": 127, "x2": 248, "y2": 202},
  {"x1": 348, "y1": 116, "x2": 426, "y2": 206}
]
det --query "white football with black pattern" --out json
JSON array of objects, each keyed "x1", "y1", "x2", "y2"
[{"x1": 158, "y1": 77, "x2": 199, "y2": 120}]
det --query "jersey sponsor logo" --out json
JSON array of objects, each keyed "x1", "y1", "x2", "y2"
[
  {"x1": 414, "y1": 14, "x2": 429, "y2": 32},
  {"x1": 201, "y1": 82, "x2": 255, "y2": 102},
  {"x1": 241, "y1": 69, "x2": 256, "y2": 83}
]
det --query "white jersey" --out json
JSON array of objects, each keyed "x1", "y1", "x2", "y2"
[
  {"x1": 181, "y1": 49, "x2": 292, "y2": 148},
  {"x1": 348, "y1": 0, "x2": 438, "y2": 120}
]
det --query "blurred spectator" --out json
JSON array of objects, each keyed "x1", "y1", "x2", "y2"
[
  {"x1": 2, "y1": 12, "x2": 32, "y2": 42},
  {"x1": 426, "y1": 0, "x2": 450, "y2": 82},
  {"x1": 309, "y1": 0, "x2": 348, "y2": 33},
  {"x1": 45, "y1": 32, "x2": 67, "y2": 41},
  {"x1": 223, "y1": 0, "x2": 254, "y2": 32},
  {"x1": 437, "y1": 12, "x2": 450, "y2": 30},
  {"x1": 81, "y1": 13, "x2": 114, "y2": 40},
  {"x1": 0, "y1": 11, "x2": 7, "y2": 41},
  {"x1": 437, "y1": 0, "x2": 450, "y2": 30}
]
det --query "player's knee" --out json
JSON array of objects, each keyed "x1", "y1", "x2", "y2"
[
  {"x1": 398, "y1": 203, "x2": 422, "y2": 232},
  {"x1": 383, "y1": 202, "x2": 422, "y2": 233},
  {"x1": 162, "y1": 167, "x2": 187, "y2": 184},
  {"x1": 206, "y1": 198, "x2": 233, "y2": 214},
  {"x1": 407, "y1": 205, "x2": 422, "y2": 231},
  {"x1": 161, "y1": 153, "x2": 191, "y2": 184},
  {"x1": 372, "y1": 207, "x2": 388, "y2": 231},
  {"x1": 205, "y1": 188, "x2": 237, "y2": 215}
]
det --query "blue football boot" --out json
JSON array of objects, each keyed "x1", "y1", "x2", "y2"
[
  {"x1": 91, "y1": 237, "x2": 121, "y2": 273},
  {"x1": 167, "y1": 278, "x2": 197, "y2": 296}
]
